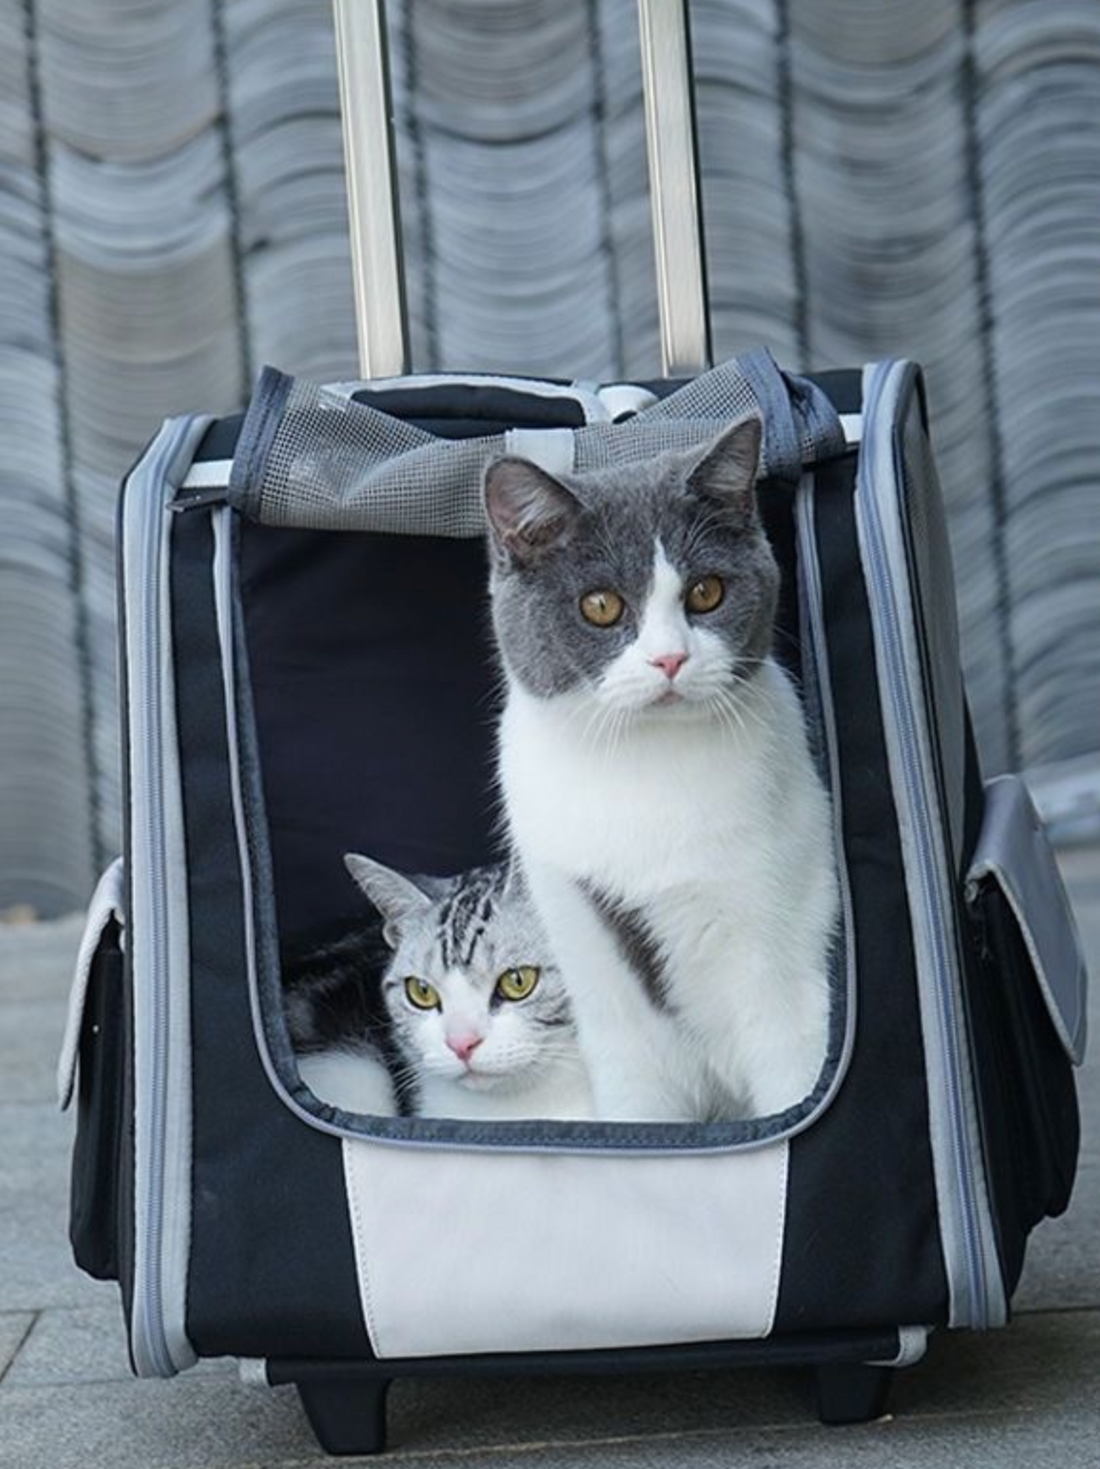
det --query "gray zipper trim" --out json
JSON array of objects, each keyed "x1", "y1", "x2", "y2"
[
  {"x1": 855, "y1": 361, "x2": 1005, "y2": 1330},
  {"x1": 121, "y1": 416, "x2": 213, "y2": 1376},
  {"x1": 211, "y1": 511, "x2": 302, "y2": 1130},
  {"x1": 795, "y1": 473, "x2": 860, "y2": 1117}
]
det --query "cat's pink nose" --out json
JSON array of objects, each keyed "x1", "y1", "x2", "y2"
[
  {"x1": 447, "y1": 1033, "x2": 483, "y2": 1063},
  {"x1": 650, "y1": 652, "x2": 689, "y2": 680}
]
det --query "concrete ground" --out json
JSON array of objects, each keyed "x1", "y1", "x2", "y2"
[{"x1": 1, "y1": 847, "x2": 1097, "y2": 1469}]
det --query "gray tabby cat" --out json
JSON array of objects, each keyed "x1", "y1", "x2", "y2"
[
  {"x1": 294, "y1": 857, "x2": 594, "y2": 1122},
  {"x1": 484, "y1": 415, "x2": 838, "y2": 1123}
]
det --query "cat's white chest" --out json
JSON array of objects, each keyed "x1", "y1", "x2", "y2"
[
  {"x1": 501, "y1": 683, "x2": 782, "y2": 896},
  {"x1": 498, "y1": 663, "x2": 836, "y2": 1120}
]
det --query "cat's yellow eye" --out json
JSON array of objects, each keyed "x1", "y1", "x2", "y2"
[
  {"x1": 686, "y1": 575, "x2": 724, "y2": 614},
  {"x1": 496, "y1": 965, "x2": 540, "y2": 1002},
  {"x1": 404, "y1": 976, "x2": 441, "y2": 1011},
  {"x1": 580, "y1": 589, "x2": 625, "y2": 627}
]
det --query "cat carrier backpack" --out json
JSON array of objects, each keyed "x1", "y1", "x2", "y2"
[{"x1": 59, "y1": 0, "x2": 1086, "y2": 1455}]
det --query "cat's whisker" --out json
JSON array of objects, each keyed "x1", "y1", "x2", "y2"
[
  {"x1": 770, "y1": 625, "x2": 806, "y2": 663},
  {"x1": 581, "y1": 701, "x2": 611, "y2": 749},
  {"x1": 719, "y1": 686, "x2": 755, "y2": 733},
  {"x1": 387, "y1": 1057, "x2": 424, "y2": 1085},
  {"x1": 584, "y1": 698, "x2": 634, "y2": 755},
  {"x1": 564, "y1": 687, "x2": 615, "y2": 745},
  {"x1": 712, "y1": 679, "x2": 769, "y2": 739},
  {"x1": 733, "y1": 683, "x2": 772, "y2": 734},
  {"x1": 710, "y1": 696, "x2": 744, "y2": 745},
  {"x1": 601, "y1": 703, "x2": 632, "y2": 755},
  {"x1": 708, "y1": 685, "x2": 767, "y2": 745}
]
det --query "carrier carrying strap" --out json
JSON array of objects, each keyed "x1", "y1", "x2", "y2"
[{"x1": 227, "y1": 349, "x2": 846, "y2": 533}]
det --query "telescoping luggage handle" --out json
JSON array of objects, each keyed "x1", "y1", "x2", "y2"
[
  {"x1": 213, "y1": 2, "x2": 846, "y2": 530},
  {"x1": 331, "y1": 0, "x2": 712, "y2": 379}
]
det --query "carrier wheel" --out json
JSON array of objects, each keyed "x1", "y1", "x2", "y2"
[
  {"x1": 813, "y1": 1363, "x2": 893, "y2": 1425},
  {"x1": 296, "y1": 1374, "x2": 391, "y2": 1455}
]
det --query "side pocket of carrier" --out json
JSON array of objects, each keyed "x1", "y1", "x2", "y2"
[
  {"x1": 963, "y1": 777, "x2": 1085, "y2": 1275},
  {"x1": 59, "y1": 859, "x2": 127, "y2": 1281}
]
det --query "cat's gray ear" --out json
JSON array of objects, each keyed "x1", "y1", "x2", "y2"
[
  {"x1": 483, "y1": 457, "x2": 582, "y2": 567},
  {"x1": 686, "y1": 415, "x2": 762, "y2": 527},
  {"x1": 344, "y1": 853, "x2": 432, "y2": 943}
]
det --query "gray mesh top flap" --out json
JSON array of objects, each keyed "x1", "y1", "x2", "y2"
[{"x1": 227, "y1": 349, "x2": 846, "y2": 535}]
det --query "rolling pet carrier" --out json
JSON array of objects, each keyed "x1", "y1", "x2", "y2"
[{"x1": 60, "y1": 0, "x2": 1086, "y2": 1454}]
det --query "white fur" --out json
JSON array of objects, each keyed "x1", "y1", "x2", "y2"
[
  {"x1": 297, "y1": 1048, "x2": 398, "y2": 1116},
  {"x1": 297, "y1": 1041, "x2": 594, "y2": 1122},
  {"x1": 297, "y1": 968, "x2": 596, "y2": 1123},
  {"x1": 416, "y1": 1055, "x2": 595, "y2": 1122},
  {"x1": 393, "y1": 967, "x2": 596, "y2": 1122},
  {"x1": 499, "y1": 549, "x2": 837, "y2": 1123}
]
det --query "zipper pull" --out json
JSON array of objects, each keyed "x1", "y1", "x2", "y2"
[
  {"x1": 170, "y1": 458, "x2": 233, "y2": 511},
  {"x1": 168, "y1": 485, "x2": 230, "y2": 513}
]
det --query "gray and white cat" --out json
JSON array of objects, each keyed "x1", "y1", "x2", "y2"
[
  {"x1": 293, "y1": 857, "x2": 594, "y2": 1122},
  {"x1": 484, "y1": 415, "x2": 838, "y2": 1123}
]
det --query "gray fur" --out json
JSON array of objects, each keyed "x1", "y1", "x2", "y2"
[
  {"x1": 483, "y1": 416, "x2": 776, "y2": 701},
  {"x1": 578, "y1": 881, "x2": 672, "y2": 1013},
  {"x1": 343, "y1": 853, "x2": 434, "y2": 946}
]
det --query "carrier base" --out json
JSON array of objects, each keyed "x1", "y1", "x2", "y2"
[
  {"x1": 271, "y1": 1329, "x2": 905, "y2": 1455},
  {"x1": 297, "y1": 1376, "x2": 391, "y2": 1456},
  {"x1": 813, "y1": 1362, "x2": 894, "y2": 1424}
]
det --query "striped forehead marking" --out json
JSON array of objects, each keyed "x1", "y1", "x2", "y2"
[{"x1": 438, "y1": 868, "x2": 502, "y2": 971}]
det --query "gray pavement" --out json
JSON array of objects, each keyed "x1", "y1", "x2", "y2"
[{"x1": 1, "y1": 847, "x2": 1098, "y2": 1468}]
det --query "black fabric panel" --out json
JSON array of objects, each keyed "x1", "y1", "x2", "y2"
[
  {"x1": 759, "y1": 480, "x2": 802, "y2": 687},
  {"x1": 774, "y1": 453, "x2": 950, "y2": 1333},
  {"x1": 639, "y1": 369, "x2": 863, "y2": 417},
  {"x1": 956, "y1": 686, "x2": 1079, "y2": 1300},
  {"x1": 172, "y1": 509, "x2": 372, "y2": 1361},
  {"x1": 206, "y1": 369, "x2": 853, "y2": 944},
  {"x1": 349, "y1": 382, "x2": 586, "y2": 429},
  {"x1": 947, "y1": 712, "x2": 1051, "y2": 1302},
  {"x1": 195, "y1": 415, "x2": 244, "y2": 462},
  {"x1": 963, "y1": 872, "x2": 1080, "y2": 1298},
  {"x1": 240, "y1": 524, "x2": 503, "y2": 938},
  {"x1": 68, "y1": 922, "x2": 124, "y2": 1281},
  {"x1": 804, "y1": 370, "x2": 863, "y2": 415},
  {"x1": 235, "y1": 478, "x2": 846, "y2": 1157},
  {"x1": 960, "y1": 711, "x2": 985, "y2": 869},
  {"x1": 243, "y1": 491, "x2": 803, "y2": 948}
]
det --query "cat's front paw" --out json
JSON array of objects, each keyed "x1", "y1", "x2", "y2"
[
  {"x1": 591, "y1": 1081, "x2": 699, "y2": 1125},
  {"x1": 743, "y1": 1068, "x2": 820, "y2": 1120}
]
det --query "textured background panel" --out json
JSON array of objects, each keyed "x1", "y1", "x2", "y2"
[{"x1": 1, "y1": 0, "x2": 1097, "y2": 914}]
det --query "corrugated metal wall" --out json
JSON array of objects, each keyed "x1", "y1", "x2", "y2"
[{"x1": 3, "y1": 0, "x2": 1098, "y2": 916}]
